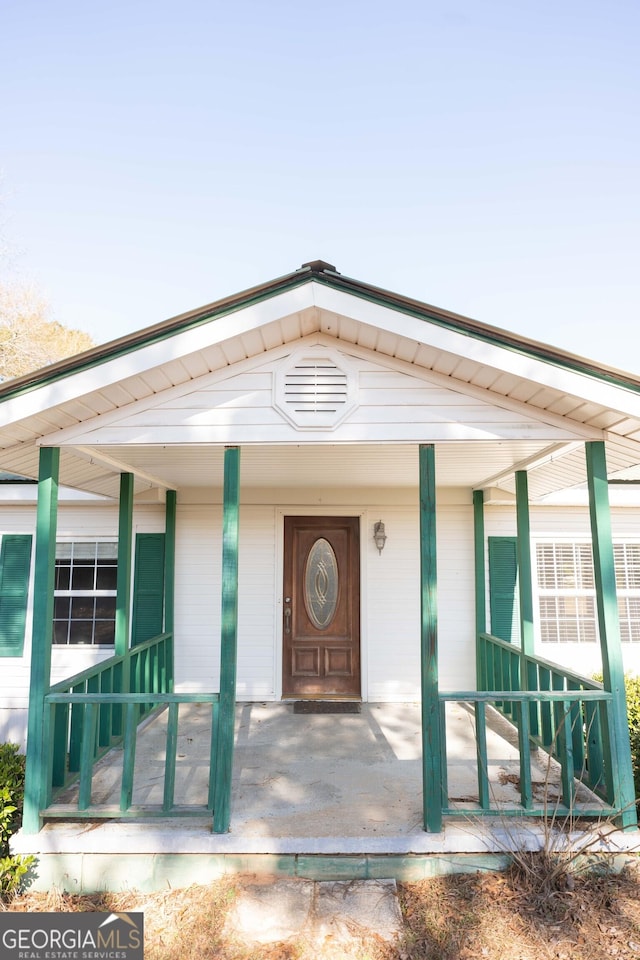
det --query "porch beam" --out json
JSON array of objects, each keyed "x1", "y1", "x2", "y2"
[
  {"x1": 419, "y1": 444, "x2": 443, "y2": 833},
  {"x1": 585, "y1": 441, "x2": 637, "y2": 829},
  {"x1": 23, "y1": 447, "x2": 59, "y2": 834},
  {"x1": 213, "y1": 446, "x2": 241, "y2": 833},
  {"x1": 473, "y1": 490, "x2": 486, "y2": 690}
]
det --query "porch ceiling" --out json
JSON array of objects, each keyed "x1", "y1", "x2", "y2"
[{"x1": 0, "y1": 440, "x2": 592, "y2": 503}]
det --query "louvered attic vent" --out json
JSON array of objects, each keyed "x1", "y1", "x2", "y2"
[
  {"x1": 284, "y1": 360, "x2": 348, "y2": 413},
  {"x1": 274, "y1": 349, "x2": 358, "y2": 430}
]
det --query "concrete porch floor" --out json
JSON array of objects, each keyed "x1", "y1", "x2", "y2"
[{"x1": 14, "y1": 701, "x2": 637, "y2": 892}]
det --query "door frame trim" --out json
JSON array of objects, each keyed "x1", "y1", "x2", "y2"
[{"x1": 275, "y1": 507, "x2": 367, "y2": 701}]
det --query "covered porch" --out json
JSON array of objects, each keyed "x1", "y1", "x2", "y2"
[{"x1": 17, "y1": 440, "x2": 637, "y2": 846}]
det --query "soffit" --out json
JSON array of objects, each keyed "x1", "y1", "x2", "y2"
[{"x1": 1, "y1": 280, "x2": 640, "y2": 500}]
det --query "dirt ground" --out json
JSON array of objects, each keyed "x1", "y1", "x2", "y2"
[{"x1": 3, "y1": 859, "x2": 640, "y2": 960}]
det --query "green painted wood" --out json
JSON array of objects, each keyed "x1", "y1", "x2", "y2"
[
  {"x1": 584, "y1": 699, "x2": 606, "y2": 797},
  {"x1": 78, "y1": 703, "x2": 98, "y2": 810},
  {"x1": 51, "y1": 703, "x2": 68, "y2": 788},
  {"x1": 475, "y1": 701, "x2": 491, "y2": 809},
  {"x1": 488, "y1": 537, "x2": 519, "y2": 643},
  {"x1": 115, "y1": 473, "x2": 134, "y2": 661},
  {"x1": 586, "y1": 441, "x2": 638, "y2": 829},
  {"x1": 120, "y1": 702, "x2": 138, "y2": 812},
  {"x1": 165, "y1": 491, "x2": 176, "y2": 693},
  {"x1": 419, "y1": 444, "x2": 442, "y2": 833},
  {"x1": 208, "y1": 701, "x2": 219, "y2": 811},
  {"x1": 473, "y1": 490, "x2": 486, "y2": 690},
  {"x1": 439, "y1": 700, "x2": 448, "y2": 805},
  {"x1": 479, "y1": 633, "x2": 604, "y2": 691},
  {"x1": 515, "y1": 471, "x2": 539, "y2": 737},
  {"x1": 568, "y1": 679, "x2": 586, "y2": 777},
  {"x1": 131, "y1": 533, "x2": 165, "y2": 646},
  {"x1": 538, "y1": 667, "x2": 553, "y2": 749},
  {"x1": 213, "y1": 446, "x2": 241, "y2": 833},
  {"x1": 555, "y1": 699, "x2": 576, "y2": 808},
  {"x1": 112, "y1": 660, "x2": 124, "y2": 737},
  {"x1": 0, "y1": 534, "x2": 33, "y2": 656},
  {"x1": 98, "y1": 668, "x2": 113, "y2": 748},
  {"x1": 516, "y1": 701, "x2": 533, "y2": 809},
  {"x1": 46, "y1": 692, "x2": 219, "y2": 704},
  {"x1": 68, "y1": 682, "x2": 85, "y2": 773},
  {"x1": 163, "y1": 701, "x2": 179, "y2": 812},
  {"x1": 23, "y1": 448, "x2": 59, "y2": 834}
]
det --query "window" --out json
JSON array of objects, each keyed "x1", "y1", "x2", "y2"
[
  {"x1": 53, "y1": 542, "x2": 117, "y2": 645},
  {"x1": 535, "y1": 541, "x2": 640, "y2": 643}
]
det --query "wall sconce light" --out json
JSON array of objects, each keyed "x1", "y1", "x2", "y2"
[{"x1": 373, "y1": 520, "x2": 387, "y2": 554}]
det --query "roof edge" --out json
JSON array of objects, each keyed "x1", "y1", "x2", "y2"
[{"x1": 0, "y1": 262, "x2": 639, "y2": 404}]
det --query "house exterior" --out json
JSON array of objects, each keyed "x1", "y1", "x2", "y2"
[{"x1": 1, "y1": 260, "x2": 639, "y2": 837}]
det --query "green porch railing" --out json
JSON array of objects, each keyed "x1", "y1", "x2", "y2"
[
  {"x1": 44, "y1": 692, "x2": 219, "y2": 819},
  {"x1": 438, "y1": 689, "x2": 616, "y2": 821},
  {"x1": 41, "y1": 631, "x2": 220, "y2": 818},
  {"x1": 477, "y1": 631, "x2": 613, "y2": 802}
]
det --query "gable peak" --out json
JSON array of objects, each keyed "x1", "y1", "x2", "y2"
[{"x1": 299, "y1": 259, "x2": 339, "y2": 275}]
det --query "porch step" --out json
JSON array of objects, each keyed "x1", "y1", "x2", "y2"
[{"x1": 226, "y1": 878, "x2": 403, "y2": 945}]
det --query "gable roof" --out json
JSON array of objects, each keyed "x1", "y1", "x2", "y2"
[
  {"x1": 1, "y1": 261, "x2": 639, "y2": 503},
  {"x1": 2, "y1": 259, "x2": 639, "y2": 403}
]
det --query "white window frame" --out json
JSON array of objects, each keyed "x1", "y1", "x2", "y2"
[{"x1": 534, "y1": 539, "x2": 640, "y2": 644}]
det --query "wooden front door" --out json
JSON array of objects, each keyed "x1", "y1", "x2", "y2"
[{"x1": 282, "y1": 516, "x2": 360, "y2": 699}]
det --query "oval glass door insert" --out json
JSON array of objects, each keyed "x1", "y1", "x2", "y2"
[{"x1": 304, "y1": 537, "x2": 339, "y2": 629}]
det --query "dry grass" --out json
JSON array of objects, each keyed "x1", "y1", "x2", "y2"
[{"x1": 3, "y1": 862, "x2": 640, "y2": 959}]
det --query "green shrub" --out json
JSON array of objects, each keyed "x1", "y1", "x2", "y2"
[
  {"x1": 0, "y1": 743, "x2": 34, "y2": 896},
  {"x1": 623, "y1": 676, "x2": 640, "y2": 802}
]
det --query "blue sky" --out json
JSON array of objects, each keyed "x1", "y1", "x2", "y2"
[{"x1": 2, "y1": 0, "x2": 638, "y2": 369}]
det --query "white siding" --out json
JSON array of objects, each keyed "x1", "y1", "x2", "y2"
[
  {"x1": 484, "y1": 504, "x2": 640, "y2": 677},
  {"x1": 54, "y1": 344, "x2": 579, "y2": 447},
  {"x1": 0, "y1": 502, "x2": 165, "y2": 746}
]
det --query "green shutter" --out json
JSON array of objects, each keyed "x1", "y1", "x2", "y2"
[
  {"x1": 131, "y1": 533, "x2": 165, "y2": 646},
  {"x1": 0, "y1": 534, "x2": 33, "y2": 657},
  {"x1": 488, "y1": 536, "x2": 520, "y2": 643}
]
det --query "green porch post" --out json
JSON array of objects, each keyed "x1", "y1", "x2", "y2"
[
  {"x1": 115, "y1": 473, "x2": 134, "y2": 660},
  {"x1": 473, "y1": 490, "x2": 486, "y2": 690},
  {"x1": 420, "y1": 444, "x2": 443, "y2": 832},
  {"x1": 515, "y1": 472, "x2": 537, "y2": 732},
  {"x1": 23, "y1": 447, "x2": 59, "y2": 834},
  {"x1": 165, "y1": 490, "x2": 177, "y2": 692},
  {"x1": 586, "y1": 441, "x2": 637, "y2": 829},
  {"x1": 213, "y1": 446, "x2": 240, "y2": 833}
]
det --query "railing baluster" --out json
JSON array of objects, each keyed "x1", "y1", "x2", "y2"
[
  {"x1": 475, "y1": 701, "x2": 491, "y2": 809},
  {"x1": 68, "y1": 682, "x2": 85, "y2": 773},
  {"x1": 538, "y1": 666, "x2": 553, "y2": 749},
  {"x1": 439, "y1": 700, "x2": 449, "y2": 808},
  {"x1": 568, "y1": 679, "x2": 586, "y2": 779},
  {"x1": 585, "y1": 699, "x2": 606, "y2": 796},
  {"x1": 208, "y1": 700, "x2": 219, "y2": 811},
  {"x1": 51, "y1": 702, "x2": 69, "y2": 788},
  {"x1": 163, "y1": 702, "x2": 179, "y2": 812},
  {"x1": 78, "y1": 703, "x2": 98, "y2": 811},
  {"x1": 517, "y1": 701, "x2": 533, "y2": 809},
  {"x1": 554, "y1": 698, "x2": 575, "y2": 808},
  {"x1": 99, "y1": 667, "x2": 112, "y2": 748},
  {"x1": 120, "y1": 702, "x2": 138, "y2": 812}
]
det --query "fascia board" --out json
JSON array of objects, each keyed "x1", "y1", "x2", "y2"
[
  {"x1": 313, "y1": 285, "x2": 640, "y2": 420},
  {"x1": 0, "y1": 285, "x2": 317, "y2": 428}
]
